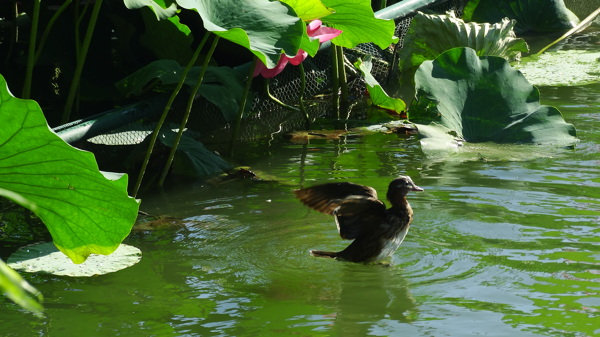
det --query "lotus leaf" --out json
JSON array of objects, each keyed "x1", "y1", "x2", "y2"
[
  {"x1": 411, "y1": 47, "x2": 577, "y2": 146},
  {"x1": 321, "y1": 0, "x2": 398, "y2": 49},
  {"x1": 355, "y1": 56, "x2": 406, "y2": 114},
  {"x1": 176, "y1": 0, "x2": 307, "y2": 69},
  {"x1": 116, "y1": 60, "x2": 244, "y2": 122},
  {"x1": 0, "y1": 75, "x2": 140, "y2": 264}
]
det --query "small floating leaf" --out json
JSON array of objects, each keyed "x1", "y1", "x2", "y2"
[{"x1": 8, "y1": 242, "x2": 142, "y2": 277}]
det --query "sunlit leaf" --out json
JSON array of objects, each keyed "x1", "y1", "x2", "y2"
[
  {"x1": 399, "y1": 11, "x2": 528, "y2": 71},
  {"x1": 355, "y1": 56, "x2": 406, "y2": 114},
  {"x1": 280, "y1": 0, "x2": 334, "y2": 21},
  {"x1": 0, "y1": 75, "x2": 140, "y2": 264},
  {"x1": 321, "y1": 0, "x2": 398, "y2": 49},
  {"x1": 397, "y1": 11, "x2": 529, "y2": 103}
]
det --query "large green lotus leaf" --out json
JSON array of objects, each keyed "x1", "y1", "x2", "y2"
[
  {"x1": 466, "y1": 0, "x2": 580, "y2": 34},
  {"x1": 397, "y1": 11, "x2": 528, "y2": 104},
  {"x1": 116, "y1": 60, "x2": 244, "y2": 122},
  {"x1": 0, "y1": 75, "x2": 140, "y2": 264},
  {"x1": 123, "y1": 0, "x2": 178, "y2": 20},
  {"x1": 176, "y1": 0, "x2": 305, "y2": 69},
  {"x1": 411, "y1": 47, "x2": 577, "y2": 145},
  {"x1": 320, "y1": 0, "x2": 398, "y2": 49},
  {"x1": 280, "y1": 0, "x2": 333, "y2": 21},
  {"x1": 0, "y1": 259, "x2": 43, "y2": 315},
  {"x1": 514, "y1": 50, "x2": 600, "y2": 86},
  {"x1": 355, "y1": 56, "x2": 406, "y2": 114}
]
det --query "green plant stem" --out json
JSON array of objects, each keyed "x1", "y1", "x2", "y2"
[
  {"x1": 336, "y1": 45, "x2": 349, "y2": 115},
  {"x1": 330, "y1": 47, "x2": 340, "y2": 119},
  {"x1": 265, "y1": 79, "x2": 300, "y2": 112},
  {"x1": 377, "y1": 0, "x2": 387, "y2": 10},
  {"x1": 536, "y1": 7, "x2": 600, "y2": 55},
  {"x1": 34, "y1": 0, "x2": 72, "y2": 64},
  {"x1": 229, "y1": 57, "x2": 257, "y2": 156},
  {"x1": 132, "y1": 34, "x2": 209, "y2": 197},
  {"x1": 61, "y1": 0, "x2": 103, "y2": 123},
  {"x1": 298, "y1": 63, "x2": 309, "y2": 129},
  {"x1": 22, "y1": 0, "x2": 41, "y2": 99},
  {"x1": 157, "y1": 35, "x2": 221, "y2": 187}
]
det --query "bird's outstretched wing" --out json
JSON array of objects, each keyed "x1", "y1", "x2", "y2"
[
  {"x1": 295, "y1": 182, "x2": 387, "y2": 240},
  {"x1": 294, "y1": 182, "x2": 378, "y2": 214}
]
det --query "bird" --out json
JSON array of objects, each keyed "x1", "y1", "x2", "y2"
[{"x1": 294, "y1": 176, "x2": 423, "y2": 263}]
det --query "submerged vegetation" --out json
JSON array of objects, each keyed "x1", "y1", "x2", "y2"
[{"x1": 0, "y1": 0, "x2": 597, "y2": 316}]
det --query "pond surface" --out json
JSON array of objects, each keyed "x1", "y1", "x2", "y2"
[{"x1": 1, "y1": 82, "x2": 598, "y2": 336}]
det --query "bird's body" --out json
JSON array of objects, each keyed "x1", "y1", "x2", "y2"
[{"x1": 294, "y1": 176, "x2": 423, "y2": 263}]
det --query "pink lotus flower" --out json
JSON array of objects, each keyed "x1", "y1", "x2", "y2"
[{"x1": 253, "y1": 20, "x2": 342, "y2": 78}]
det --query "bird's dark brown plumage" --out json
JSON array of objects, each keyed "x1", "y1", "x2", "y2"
[{"x1": 295, "y1": 176, "x2": 423, "y2": 263}]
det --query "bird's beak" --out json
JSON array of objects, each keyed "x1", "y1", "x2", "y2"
[{"x1": 411, "y1": 184, "x2": 424, "y2": 192}]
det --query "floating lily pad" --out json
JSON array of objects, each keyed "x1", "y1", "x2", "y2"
[{"x1": 8, "y1": 242, "x2": 142, "y2": 277}]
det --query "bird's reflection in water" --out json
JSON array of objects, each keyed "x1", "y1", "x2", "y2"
[{"x1": 328, "y1": 262, "x2": 417, "y2": 336}]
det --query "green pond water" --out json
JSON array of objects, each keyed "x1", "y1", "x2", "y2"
[{"x1": 1, "y1": 83, "x2": 598, "y2": 336}]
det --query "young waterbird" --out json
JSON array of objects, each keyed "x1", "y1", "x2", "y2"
[{"x1": 295, "y1": 176, "x2": 423, "y2": 263}]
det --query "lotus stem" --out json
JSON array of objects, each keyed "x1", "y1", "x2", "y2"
[
  {"x1": 34, "y1": 0, "x2": 72, "y2": 64},
  {"x1": 158, "y1": 35, "x2": 221, "y2": 187},
  {"x1": 336, "y1": 45, "x2": 349, "y2": 115},
  {"x1": 536, "y1": 7, "x2": 600, "y2": 55},
  {"x1": 298, "y1": 63, "x2": 310, "y2": 129},
  {"x1": 61, "y1": 0, "x2": 103, "y2": 123},
  {"x1": 265, "y1": 79, "x2": 300, "y2": 112},
  {"x1": 330, "y1": 46, "x2": 340, "y2": 119},
  {"x1": 132, "y1": 33, "x2": 208, "y2": 196},
  {"x1": 229, "y1": 56, "x2": 257, "y2": 156},
  {"x1": 22, "y1": 0, "x2": 40, "y2": 99}
]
